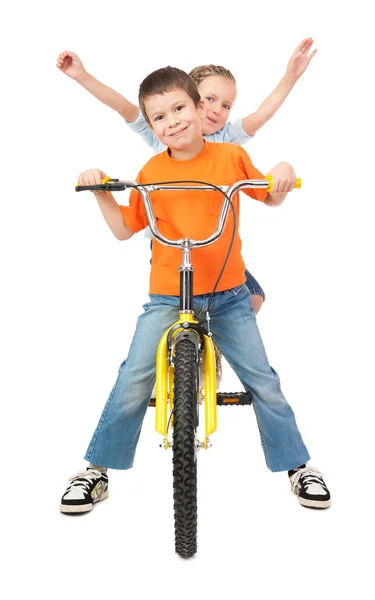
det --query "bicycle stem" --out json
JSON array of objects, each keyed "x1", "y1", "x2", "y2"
[{"x1": 179, "y1": 241, "x2": 194, "y2": 312}]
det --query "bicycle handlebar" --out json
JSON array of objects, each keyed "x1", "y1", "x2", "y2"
[
  {"x1": 75, "y1": 176, "x2": 302, "y2": 194},
  {"x1": 75, "y1": 177, "x2": 301, "y2": 249}
]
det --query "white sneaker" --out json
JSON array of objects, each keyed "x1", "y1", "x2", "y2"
[
  {"x1": 60, "y1": 468, "x2": 108, "y2": 514},
  {"x1": 290, "y1": 466, "x2": 331, "y2": 509}
]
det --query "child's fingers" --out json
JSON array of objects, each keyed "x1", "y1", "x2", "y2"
[
  {"x1": 93, "y1": 170, "x2": 105, "y2": 184},
  {"x1": 56, "y1": 52, "x2": 69, "y2": 68},
  {"x1": 304, "y1": 37, "x2": 313, "y2": 48},
  {"x1": 79, "y1": 172, "x2": 93, "y2": 186},
  {"x1": 272, "y1": 178, "x2": 296, "y2": 193},
  {"x1": 79, "y1": 169, "x2": 106, "y2": 187},
  {"x1": 78, "y1": 172, "x2": 87, "y2": 186},
  {"x1": 307, "y1": 48, "x2": 318, "y2": 62},
  {"x1": 302, "y1": 38, "x2": 314, "y2": 55},
  {"x1": 297, "y1": 37, "x2": 313, "y2": 55},
  {"x1": 58, "y1": 50, "x2": 76, "y2": 63},
  {"x1": 85, "y1": 174, "x2": 94, "y2": 186},
  {"x1": 295, "y1": 37, "x2": 309, "y2": 53}
]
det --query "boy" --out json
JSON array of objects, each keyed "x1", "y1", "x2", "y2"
[{"x1": 61, "y1": 66, "x2": 330, "y2": 514}]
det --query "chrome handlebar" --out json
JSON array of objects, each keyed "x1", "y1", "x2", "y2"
[{"x1": 104, "y1": 180, "x2": 270, "y2": 250}]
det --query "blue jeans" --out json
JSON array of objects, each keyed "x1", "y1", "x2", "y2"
[
  {"x1": 244, "y1": 269, "x2": 266, "y2": 301},
  {"x1": 85, "y1": 284, "x2": 310, "y2": 472}
]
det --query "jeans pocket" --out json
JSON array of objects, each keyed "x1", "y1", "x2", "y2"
[{"x1": 230, "y1": 283, "x2": 248, "y2": 297}]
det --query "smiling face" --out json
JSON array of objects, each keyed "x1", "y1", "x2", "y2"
[
  {"x1": 198, "y1": 75, "x2": 237, "y2": 135},
  {"x1": 144, "y1": 89, "x2": 205, "y2": 158}
]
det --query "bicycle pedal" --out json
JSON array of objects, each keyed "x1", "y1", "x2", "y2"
[
  {"x1": 149, "y1": 392, "x2": 253, "y2": 408},
  {"x1": 216, "y1": 392, "x2": 253, "y2": 406}
]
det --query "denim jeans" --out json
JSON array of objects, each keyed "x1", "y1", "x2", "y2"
[
  {"x1": 244, "y1": 268, "x2": 266, "y2": 301},
  {"x1": 85, "y1": 284, "x2": 310, "y2": 472}
]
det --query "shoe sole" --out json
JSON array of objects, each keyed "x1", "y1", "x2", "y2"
[
  {"x1": 60, "y1": 489, "x2": 109, "y2": 514},
  {"x1": 298, "y1": 496, "x2": 331, "y2": 509}
]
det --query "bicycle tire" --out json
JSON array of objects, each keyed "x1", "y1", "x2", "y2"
[{"x1": 172, "y1": 336, "x2": 199, "y2": 558}]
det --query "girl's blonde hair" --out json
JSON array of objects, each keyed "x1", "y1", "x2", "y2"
[{"x1": 189, "y1": 65, "x2": 236, "y2": 88}]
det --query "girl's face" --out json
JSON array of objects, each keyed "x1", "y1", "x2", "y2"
[{"x1": 198, "y1": 76, "x2": 237, "y2": 135}]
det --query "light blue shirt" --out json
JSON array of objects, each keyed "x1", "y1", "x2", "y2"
[{"x1": 125, "y1": 111, "x2": 253, "y2": 237}]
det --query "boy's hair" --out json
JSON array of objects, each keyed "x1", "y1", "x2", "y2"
[
  {"x1": 189, "y1": 64, "x2": 236, "y2": 88},
  {"x1": 139, "y1": 66, "x2": 201, "y2": 126}
]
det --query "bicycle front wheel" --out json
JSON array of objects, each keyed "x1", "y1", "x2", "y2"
[{"x1": 172, "y1": 335, "x2": 199, "y2": 559}]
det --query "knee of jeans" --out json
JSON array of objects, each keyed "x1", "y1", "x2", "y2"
[
  {"x1": 129, "y1": 370, "x2": 155, "y2": 403},
  {"x1": 120, "y1": 385, "x2": 153, "y2": 416}
]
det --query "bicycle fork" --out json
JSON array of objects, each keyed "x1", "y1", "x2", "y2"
[{"x1": 155, "y1": 313, "x2": 217, "y2": 449}]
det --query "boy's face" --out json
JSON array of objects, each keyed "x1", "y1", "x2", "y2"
[
  {"x1": 198, "y1": 76, "x2": 237, "y2": 135},
  {"x1": 145, "y1": 89, "x2": 204, "y2": 151}
]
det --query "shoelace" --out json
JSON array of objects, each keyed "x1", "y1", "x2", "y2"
[
  {"x1": 65, "y1": 469, "x2": 102, "y2": 495},
  {"x1": 290, "y1": 466, "x2": 327, "y2": 493}
]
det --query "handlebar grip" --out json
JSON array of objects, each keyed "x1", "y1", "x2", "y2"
[
  {"x1": 76, "y1": 176, "x2": 111, "y2": 193},
  {"x1": 75, "y1": 177, "x2": 127, "y2": 193},
  {"x1": 265, "y1": 175, "x2": 302, "y2": 193},
  {"x1": 75, "y1": 184, "x2": 106, "y2": 191}
]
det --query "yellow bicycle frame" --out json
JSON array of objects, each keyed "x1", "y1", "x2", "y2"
[{"x1": 155, "y1": 313, "x2": 217, "y2": 448}]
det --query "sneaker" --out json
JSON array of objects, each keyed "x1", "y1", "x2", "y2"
[
  {"x1": 60, "y1": 468, "x2": 108, "y2": 514},
  {"x1": 289, "y1": 466, "x2": 331, "y2": 509}
]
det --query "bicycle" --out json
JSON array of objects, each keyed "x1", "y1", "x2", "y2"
[{"x1": 76, "y1": 175, "x2": 301, "y2": 558}]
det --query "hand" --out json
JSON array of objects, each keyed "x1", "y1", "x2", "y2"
[
  {"x1": 56, "y1": 50, "x2": 85, "y2": 80},
  {"x1": 267, "y1": 162, "x2": 296, "y2": 193},
  {"x1": 286, "y1": 37, "x2": 317, "y2": 82},
  {"x1": 78, "y1": 169, "x2": 108, "y2": 193}
]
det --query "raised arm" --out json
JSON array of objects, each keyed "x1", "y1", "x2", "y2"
[
  {"x1": 56, "y1": 51, "x2": 140, "y2": 122},
  {"x1": 78, "y1": 169, "x2": 134, "y2": 240},
  {"x1": 241, "y1": 37, "x2": 317, "y2": 136}
]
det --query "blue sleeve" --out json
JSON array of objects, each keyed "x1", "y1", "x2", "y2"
[
  {"x1": 124, "y1": 111, "x2": 166, "y2": 154},
  {"x1": 220, "y1": 118, "x2": 254, "y2": 145}
]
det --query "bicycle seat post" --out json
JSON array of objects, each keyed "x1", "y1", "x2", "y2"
[{"x1": 178, "y1": 239, "x2": 194, "y2": 314}]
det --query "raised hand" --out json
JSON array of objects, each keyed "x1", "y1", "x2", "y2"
[
  {"x1": 286, "y1": 37, "x2": 317, "y2": 81},
  {"x1": 56, "y1": 50, "x2": 85, "y2": 80}
]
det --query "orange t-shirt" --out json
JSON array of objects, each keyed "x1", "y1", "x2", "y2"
[{"x1": 120, "y1": 141, "x2": 267, "y2": 295}]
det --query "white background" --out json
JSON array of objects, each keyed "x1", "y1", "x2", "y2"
[{"x1": 1, "y1": 0, "x2": 374, "y2": 597}]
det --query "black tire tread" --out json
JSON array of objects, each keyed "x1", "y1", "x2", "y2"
[{"x1": 173, "y1": 337, "x2": 198, "y2": 558}]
